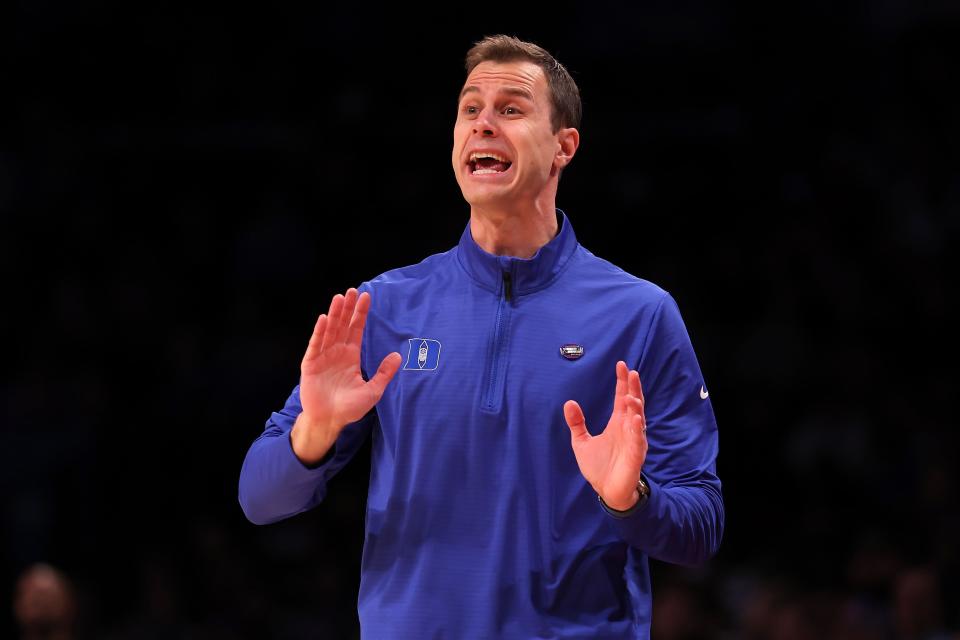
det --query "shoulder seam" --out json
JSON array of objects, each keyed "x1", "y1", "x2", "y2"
[{"x1": 636, "y1": 291, "x2": 671, "y2": 364}]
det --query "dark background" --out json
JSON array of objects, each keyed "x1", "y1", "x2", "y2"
[{"x1": 3, "y1": 3, "x2": 958, "y2": 639}]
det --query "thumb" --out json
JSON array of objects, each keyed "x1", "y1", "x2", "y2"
[
  {"x1": 367, "y1": 352, "x2": 402, "y2": 400},
  {"x1": 564, "y1": 400, "x2": 590, "y2": 444}
]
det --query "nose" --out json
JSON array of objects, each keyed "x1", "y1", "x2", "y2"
[{"x1": 472, "y1": 108, "x2": 498, "y2": 137}]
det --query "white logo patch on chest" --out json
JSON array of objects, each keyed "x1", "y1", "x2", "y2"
[{"x1": 402, "y1": 338, "x2": 442, "y2": 371}]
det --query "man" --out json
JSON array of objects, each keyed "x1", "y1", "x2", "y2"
[
  {"x1": 13, "y1": 563, "x2": 77, "y2": 640},
  {"x1": 239, "y1": 35, "x2": 723, "y2": 638}
]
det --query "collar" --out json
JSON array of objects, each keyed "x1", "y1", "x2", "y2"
[{"x1": 456, "y1": 209, "x2": 579, "y2": 297}]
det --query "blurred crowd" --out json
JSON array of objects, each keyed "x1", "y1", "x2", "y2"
[{"x1": 9, "y1": 544, "x2": 959, "y2": 639}]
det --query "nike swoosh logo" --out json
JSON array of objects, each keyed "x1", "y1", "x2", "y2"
[{"x1": 700, "y1": 386, "x2": 709, "y2": 400}]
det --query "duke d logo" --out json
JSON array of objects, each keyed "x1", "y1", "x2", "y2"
[{"x1": 402, "y1": 338, "x2": 442, "y2": 371}]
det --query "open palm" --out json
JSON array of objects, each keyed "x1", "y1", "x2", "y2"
[
  {"x1": 563, "y1": 361, "x2": 649, "y2": 511},
  {"x1": 292, "y1": 288, "x2": 401, "y2": 465}
]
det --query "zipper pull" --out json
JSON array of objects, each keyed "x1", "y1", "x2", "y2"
[{"x1": 502, "y1": 271, "x2": 512, "y2": 302}]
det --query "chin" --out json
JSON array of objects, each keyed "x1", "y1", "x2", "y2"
[
  {"x1": 460, "y1": 177, "x2": 519, "y2": 205},
  {"x1": 461, "y1": 187, "x2": 515, "y2": 208}
]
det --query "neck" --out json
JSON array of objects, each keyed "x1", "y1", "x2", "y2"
[{"x1": 469, "y1": 199, "x2": 559, "y2": 259}]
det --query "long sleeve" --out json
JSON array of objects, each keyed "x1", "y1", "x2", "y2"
[
  {"x1": 238, "y1": 385, "x2": 375, "y2": 525},
  {"x1": 602, "y1": 293, "x2": 725, "y2": 567}
]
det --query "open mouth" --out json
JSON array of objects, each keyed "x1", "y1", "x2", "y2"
[{"x1": 468, "y1": 151, "x2": 513, "y2": 175}]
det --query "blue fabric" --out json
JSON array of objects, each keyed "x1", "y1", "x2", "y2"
[{"x1": 239, "y1": 211, "x2": 724, "y2": 639}]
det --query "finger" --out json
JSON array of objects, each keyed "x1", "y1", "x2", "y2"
[
  {"x1": 625, "y1": 394, "x2": 645, "y2": 417},
  {"x1": 332, "y1": 288, "x2": 359, "y2": 344},
  {"x1": 612, "y1": 360, "x2": 628, "y2": 414},
  {"x1": 366, "y1": 352, "x2": 402, "y2": 401},
  {"x1": 628, "y1": 369, "x2": 644, "y2": 403},
  {"x1": 624, "y1": 365, "x2": 644, "y2": 408},
  {"x1": 564, "y1": 400, "x2": 590, "y2": 443},
  {"x1": 303, "y1": 314, "x2": 327, "y2": 363},
  {"x1": 633, "y1": 411, "x2": 647, "y2": 435},
  {"x1": 347, "y1": 291, "x2": 371, "y2": 347},
  {"x1": 320, "y1": 294, "x2": 345, "y2": 350},
  {"x1": 630, "y1": 414, "x2": 649, "y2": 461}
]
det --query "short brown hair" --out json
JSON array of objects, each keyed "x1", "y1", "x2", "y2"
[{"x1": 465, "y1": 35, "x2": 581, "y2": 133}]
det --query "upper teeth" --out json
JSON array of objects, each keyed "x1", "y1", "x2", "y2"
[{"x1": 470, "y1": 151, "x2": 509, "y2": 163}]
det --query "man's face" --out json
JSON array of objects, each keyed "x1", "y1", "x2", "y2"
[{"x1": 452, "y1": 60, "x2": 572, "y2": 209}]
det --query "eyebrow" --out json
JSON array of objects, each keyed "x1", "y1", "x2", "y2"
[{"x1": 459, "y1": 85, "x2": 535, "y2": 101}]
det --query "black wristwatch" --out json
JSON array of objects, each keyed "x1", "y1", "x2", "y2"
[{"x1": 598, "y1": 478, "x2": 650, "y2": 518}]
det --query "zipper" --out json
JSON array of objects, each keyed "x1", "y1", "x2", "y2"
[{"x1": 480, "y1": 270, "x2": 513, "y2": 413}]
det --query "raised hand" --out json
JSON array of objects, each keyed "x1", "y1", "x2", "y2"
[
  {"x1": 290, "y1": 288, "x2": 402, "y2": 465},
  {"x1": 563, "y1": 361, "x2": 649, "y2": 511}
]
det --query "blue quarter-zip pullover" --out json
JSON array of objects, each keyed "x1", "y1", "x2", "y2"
[{"x1": 239, "y1": 211, "x2": 724, "y2": 639}]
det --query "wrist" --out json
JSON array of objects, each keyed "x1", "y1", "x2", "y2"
[
  {"x1": 290, "y1": 412, "x2": 337, "y2": 466},
  {"x1": 601, "y1": 488, "x2": 640, "y2": 512},
  {"x1": 598, "y1": 478, "x2": 650, "y2": 517}
]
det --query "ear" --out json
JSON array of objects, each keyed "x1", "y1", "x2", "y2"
[{"x1": 555, "y1": 127, "x2": 580, "y2": 170}]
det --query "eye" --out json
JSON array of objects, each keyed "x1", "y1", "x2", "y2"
[
  {"x1": 462, "y1": 104, "x2": 479, "y2": 116},
  {"x1": 502, "y1": 106, "x2": 521, "y2": 115}
]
